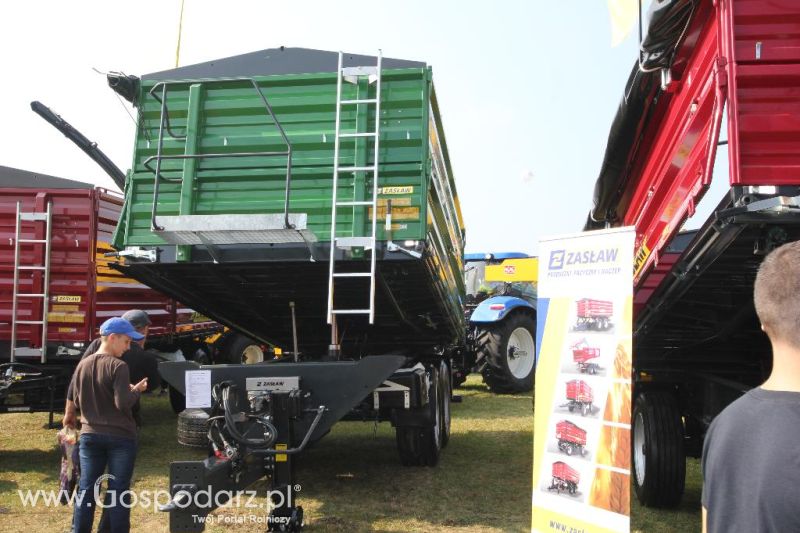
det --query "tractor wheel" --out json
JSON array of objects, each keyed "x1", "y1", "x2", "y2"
[
  {"x1": 222, "y1": 333, "x2": 264, "y2": 364},
  {"x1": 478, "y1": 312, "x2": 536, "y2": 393},
  {"x1": 632, "y1": 391, "x2": 686, "y2": 508},
  {"x1": 438, "y1": 360, "x2": 451, "y2": 448},
  {"x1": 396, "y1": 367, "x2": 442, "y2": 466}
]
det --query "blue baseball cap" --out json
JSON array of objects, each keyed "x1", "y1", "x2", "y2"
[{"x1": 100, "y1": 317, "x2": 145, "y2": 341}]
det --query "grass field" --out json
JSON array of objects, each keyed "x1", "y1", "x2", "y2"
[{"x1": 0, "y1": 375, "x2": 700, "y2": 532}]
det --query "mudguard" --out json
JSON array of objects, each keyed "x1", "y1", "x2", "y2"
[{"x1": 469, "y1": 296, "x2": 535, "y2": 324}]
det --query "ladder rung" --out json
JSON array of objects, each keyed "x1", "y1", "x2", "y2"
[
  {"x1": 339, "y1": 132, "x2": 377, "y2": 138},
  {"x1": 16, "y1": 294, "x2": 46, "y2": 298},
  {"x1": 19, "y1": 213, "x2": 48, "y2": 222},
  {"x1": 336, "y1": 237, "x2": 375, "y2": 248},
  {"x1": 340, "y1": 98, "x2": 378, "y2": 105},
  {"x1": 16, "y1": 320, "x2": 46, "y2": 325},
  {"x1": 17, "y1": 266, "x2": 46, "y2": 270},
  {"x1": 333, "y1": 272, "x2": 372, "y2": 278},
  {"x1": 337, "y1": 166, "x2": 376, "y2": 173},
  {"x1": 13, "y1": 348, "x2": 45, "y2": 357},
  {"x1": 331, "y1": 309, "x2": 371, "y2": 315},
  {"x1": 341, "y1": 66, "x2": 378, "y2": 77},
  {"x1": 336, "y1": 201, "x2": 374, "y2": 207},
  {"x1": 18, "y1": 239, "x2": 47, "y2": 244}
]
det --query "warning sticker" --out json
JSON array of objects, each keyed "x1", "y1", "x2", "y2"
[
  {"x1": 58, "y1": 327, "x2": 78, "y2": 333},
  {"x1": 368, "y1": 206, "x2": 420, "y2": 221},
  {"x1": 379, "y1": 186, "x2": 414, "y2": 195},
  {"x1": 275, "y1": 443, "x2": 288, "y2": 463},
  {"x1": 51, "y1": 305, "x2": 80, "y2": 312},
  {"x1": 48, "y1": 312, "x2": 86, "y2": 324},
  {"x1": 377, "y1": 198, "x2": 411, "y2": 207},
  {"x1": 633, "y1": 243, "x2": 651, "y2": 277}
]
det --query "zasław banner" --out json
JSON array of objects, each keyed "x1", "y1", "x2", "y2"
[{"x1": 532, "y1": 227, "x2": 634, "y2": 533}]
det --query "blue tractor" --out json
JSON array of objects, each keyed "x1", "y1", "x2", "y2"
[{"x1": 459, "y1": 253, "x2": 538, "y2": 393}]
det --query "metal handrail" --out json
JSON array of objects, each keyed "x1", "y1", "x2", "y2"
[{"x1": 144, "y1": 78, "x2": 293, "y2": 232}]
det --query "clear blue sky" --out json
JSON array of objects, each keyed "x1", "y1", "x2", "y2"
[{"x1": 2, "y1": 1, "x2": 723, "y2": 254}]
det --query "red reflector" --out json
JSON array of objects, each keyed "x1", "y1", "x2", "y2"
[{"x1": 489, "y1": 304, "x2": 505, "y2": 310}]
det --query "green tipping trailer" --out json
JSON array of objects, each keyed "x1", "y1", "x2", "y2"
[
  {"x1": 111, "y1": 47, "x2": 465, "y2": 356},
  {"x1": 106, "y1": 48, "x2": 465, "y2": 530}
]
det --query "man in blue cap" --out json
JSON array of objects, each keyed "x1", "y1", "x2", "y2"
[
  {"x1": 66, "y1": 317, "x2": 149, "y2": 533},
  {"x1": 64, "y1": 310, "x2": 159, "y2": 430}
]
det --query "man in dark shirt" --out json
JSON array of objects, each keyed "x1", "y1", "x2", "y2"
[
  {"x1": 64, "y1": 309, "x2": 159, "y2": 429},
  {"x1": 701, "y1": 241, "x2": 800, "y2": 533},
  {"x1": 66, "y1": 317, "x2": 148, "y2": 533}
]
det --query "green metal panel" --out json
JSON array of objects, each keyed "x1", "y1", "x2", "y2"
[{"x1": 121, "y1": 69, "x2": 437, "y2": 247}]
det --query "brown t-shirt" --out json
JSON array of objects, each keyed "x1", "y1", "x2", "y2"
[{"x1": 68, "y1": 352, "x2": 141, "y2": 439}]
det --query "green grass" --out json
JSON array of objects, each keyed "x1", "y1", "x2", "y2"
[{"x1": 0, "y1": 375, "x2": 700, "y2": 532}]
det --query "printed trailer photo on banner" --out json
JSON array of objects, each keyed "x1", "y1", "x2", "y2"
[{"x1": 532, "y1": 227, "x2": 635, "y2": 533}]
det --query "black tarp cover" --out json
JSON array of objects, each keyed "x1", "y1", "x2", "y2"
[{"x1": 586, "y1": 0, "x2": 696, "y2": 229}]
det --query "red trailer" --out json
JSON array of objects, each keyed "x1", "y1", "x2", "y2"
[
  {"x1": 555, "y1": 420, "x2": 587, "y2": 456},
  {"x1": 571, "y1": 338, "x2": 601, "y2": 374},
  {"x1": 548, "y1": 461, "x2": 580, "y2": 495},
  {"x1": 575, "y1": 298, "x2": 613, "y2": 331},
  {"x1": 565, "y1": 379, "x2": 594, "y2": 416},
  {"x1": 583, "y1": 0, "x2": 800, "y2": 509},
  {"x1": 0, "y1": 166, "x2": 224, "y2": 421}
]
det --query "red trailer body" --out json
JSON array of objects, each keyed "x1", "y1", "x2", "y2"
[
  {"x1": 571, "y1": 340, "x2": 600, "y2": 364},
  {"x1": 583, "y1": 0, "x2": 800, "y2": 508},
  {"x1": 551, "y1": 461, "x2": 580, "y2": 485},
  {"x1": 576, "y1": 298, "x2": 613, "y2": 319},
  {"x1": 0, "y1": 167, "x2": 226, "y2": 422},
  {"x1": 556, "y1": 420, "x2": 587, "y2": 447},
  {"x1": 566, "y1": 380, "x2": 593, "y2": 403},
  {"x1": 0, "y1": 168, "x2": 219, "y2": 359}
]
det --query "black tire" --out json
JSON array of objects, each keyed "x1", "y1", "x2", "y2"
[
  {"x1": 477, "y1": 312, "x2": 536, "y2": 394},
  {"x1": 221, "y1": 333, "x2": 264, "y2": 364},
  {"x1": 581, "y1": 403, "x2": 590, "y2": 417},
  {"x1": 565, "y1": 443, "x2": 574, "y2": 456},
  {"x1": 438, "y1": 360, "x2": 451, "y2": 448},
  {"x1": 177, "y1": 408, "x2": 209, "y2": 448},
  {"x1": 632, "y1": 391, "x2": 686, "y2": 508},
  {"x1": 169, "y1": 385, "x2": 186, "y2": 414},
  {"x1": 396, "y1": 367, "x2": 442, "y2": 466}
]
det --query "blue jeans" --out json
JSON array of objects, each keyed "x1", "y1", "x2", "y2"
[{"x1": 72, "y1": 433, "x2": 137, "y2": 533}]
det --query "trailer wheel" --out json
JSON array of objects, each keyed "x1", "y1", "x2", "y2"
[
  {"x1": 568, "y1": 404, "x2": 575, "y2": 413},
  {"x1": 396, "y1": 367, "x2": 442, "y2": 466},
  {"x1": 222, "y1": 333, "x2": 264, "y2": 364},
  {"x1": 565, "y1": 443, "x2": 574, "y2": 456},
  {"x1": 632, "y1": 391, "x2": 686, "y2": 508},
  {"x1": 478, "y1": 312, "x2": 536, "y2": 394},
  {"x1": 438, "y1": 360, "x2": 451, "y2": 448}
]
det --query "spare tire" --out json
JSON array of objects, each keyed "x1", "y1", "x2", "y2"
[{"x1": 177, "y1": 408, "x2": 209, "y2": 448}]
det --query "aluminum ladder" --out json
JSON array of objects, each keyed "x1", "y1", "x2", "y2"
[
  {"x1": 10, "y1": 201, "x2": 53, "y2": 363},
  {"x1": 327, "y1": 50, "x2": 383, "y2": 325}
]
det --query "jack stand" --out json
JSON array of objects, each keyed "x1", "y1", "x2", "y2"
[{"x1": 268, "y1": 394, "x2": 304, "y2": 532}]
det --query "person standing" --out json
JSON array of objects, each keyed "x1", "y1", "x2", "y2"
[
  {"x1": 701, "y1": 241, "x2": 800, "y2": 533},
  {"x1": 64, "y1": 317, "x2": 148, "y2": 533},
  {"x1": 64, "y1": 309, "x2": 159, "y2": 430}
]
